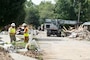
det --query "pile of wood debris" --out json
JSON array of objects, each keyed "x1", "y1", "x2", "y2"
[
  {"x1": 63, "y1": 25, "x2": 90, "y2": 40},
  {"x1": 0, "y1": 47, "x2": 14, "y2": 60}
]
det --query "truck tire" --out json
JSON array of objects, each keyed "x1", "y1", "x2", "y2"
[
  {"x1": 57, "y1": 32, "x2": 61, "y2": 37},
  {"x1": 47, "y1": 32, "x2": 50, "y2": 36},
  {"x1": 47, "y1": 34, "x2": 50, "y2": 36},
  {"x1": 47, "y1": 29, "x2": 51, "y2": 36}
]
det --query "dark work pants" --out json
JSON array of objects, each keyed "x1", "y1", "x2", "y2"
[{"x1": 10, "y1": 34, "x2": 16, "y2": 43}]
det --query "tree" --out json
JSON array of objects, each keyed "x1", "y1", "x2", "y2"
[
  {"x1": 55, "y1": 0, "x2": 89, "y2": 22},
  {"x1": 55, "y1": 0, "x2": 71, "y2": 19},
  {"x1": 38, "y1": 1, "x2": 55, "y2": 24},
  {"x1": 25, "y1": 0, "x2": 40, "y2": 28},
  {"x1": 71, "y1": 0, "x2": 88, "y2": 22},
  {"x1": 0, "y1": 0, "x2": 26, "y2": 26},
  {"x1": 87, "y1": 0, "x2": 90, "y2": 21}
]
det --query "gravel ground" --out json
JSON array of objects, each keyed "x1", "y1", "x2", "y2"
[
  {"x1": 0, "y1": 47, "x2": 14, "y2": 60},
  {"x1": 17, "y1": 50, "x2": 43, "y2": 60},
  {"x1": 38, "y1": 39, "x2": 90, "y2": 60}
]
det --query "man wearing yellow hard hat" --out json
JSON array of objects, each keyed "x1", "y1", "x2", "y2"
[
  {"x1": 22, "y1": 23, "x2": 29, "y2": 43},
  {"x1": 8, "y1": 23, "x2": 16, "y2": 43}
]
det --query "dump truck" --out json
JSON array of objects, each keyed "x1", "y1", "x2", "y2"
[{"x1": 44, "y1": 19, "x2": 61, "y2": 37}]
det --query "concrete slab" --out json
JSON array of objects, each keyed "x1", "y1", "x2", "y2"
[{"x1": 9, "y1": 53, "x2": 37, "y2": 60}]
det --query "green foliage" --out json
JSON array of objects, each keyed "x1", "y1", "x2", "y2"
[
  {"x1": 0, "y1": 0, "x2": 26, "y2": 26},
  {"x1": 0, "y1": 0, "x2": 90, "y2": 27},
  {"x1": 71, "y1": 0, "x2": 89, "y2": 22},
  {"x1": 15, "y1": 42, "x2": 26, "y2": 47},
  {"x1": 87, "y1": 0, "x2": 90, "y2": 21},
  {"x1": 55, "y1": 0, "x2": 77, "y2": 20},
  {"x1": 55, "y1": 0, "x2": 89, "y2": 22},
  {"x1": 30, "y1": 45, "x2": 37, "y2": 51},
  {"x1": 14, "y1": 42, "x2": 27, "y2": 49},
  {"x1": 38, "y1": 1, "x2": 55, "y2": 24},
  {"x1": 25, "y1": 0, "x2": 40, "y2": 28}
]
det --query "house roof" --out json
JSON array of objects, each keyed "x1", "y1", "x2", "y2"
[
  {"x1": 83, "y1": 22, "x2": 90, "y2": 25},
  {"x1": 45, "y1": 19, "x2": 78, "y2": 25},
  {"x1": 59, "y1": 20, "x2": 77, "y2": 25}
]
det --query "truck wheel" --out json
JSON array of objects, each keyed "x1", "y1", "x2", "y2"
[
  {"x1": 47, "y1": 34, "x2": 50, "y2": 36},
  {"x1": 57, "y1": 32, "x2": 61, "y2": 37},
  {"x1": 57, "y1": 34, "x2": 61, "y2": 37},
  {"x1": 47, "y1": 29, "x2": 51, "y2": 36}
]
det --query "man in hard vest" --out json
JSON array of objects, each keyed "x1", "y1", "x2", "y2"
[
  {"x1": 22, "y1": 23, "x2": 29, "y2": 43},
  {"x1": 8, "y1": 23, "x2": 16, "y2": 43}
]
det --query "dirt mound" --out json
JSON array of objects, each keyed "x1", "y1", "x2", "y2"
[
  {"x1": 18, "y1": 50, "x2": 43, "y2": 60},
  {"x1": 0, "y1": 47, "x2": 14, "y2": 60}
]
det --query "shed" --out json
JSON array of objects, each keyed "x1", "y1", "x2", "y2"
[{"x1": 83, "y1": 22, "x2": 90, "y2": 31}]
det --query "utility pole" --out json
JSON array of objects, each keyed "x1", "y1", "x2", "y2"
[
  {"x1": 73, "y1": 0, "x2": 81, "y2": 28},
  {"x1": 77, "y1": 2, "x2": 81, "y2": 27}
]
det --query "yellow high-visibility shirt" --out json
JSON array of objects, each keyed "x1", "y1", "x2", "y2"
[
  {"x1": 9, "y1": 27, "x2": 16, "y2": 34},
  {"x1": 24, "y1": 27, "x2": 29, "y2": 37}
]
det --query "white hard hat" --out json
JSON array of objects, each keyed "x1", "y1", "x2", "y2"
[
  {"x1": 11, "y1": 23, "x2": 15, "y2": 26},
  {"x1": 22, "y1": 23, "x2": 27, "y2": 26}
]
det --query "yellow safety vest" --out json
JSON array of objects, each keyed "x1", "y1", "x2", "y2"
[
  {"x1": 24, "y1": 27, "x2": 29, "y2": 37},
  {"x1": 10, "y1": 28, "x2": 16, "y2": 34},
  {"x1": 24, "y1": 33, "x2": 29, "y2": 37}
]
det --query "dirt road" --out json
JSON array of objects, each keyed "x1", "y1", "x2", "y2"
[{"x1": 37, "y1": 31, "x2": 90, "y2": 60}]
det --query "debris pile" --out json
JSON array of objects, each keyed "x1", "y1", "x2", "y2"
[
  {"x1": 63, "y1": 25, "x2": 90, "y2": 40},
  {"x1": 0, "y1": 47, "x2": 14, "y2": 60},
  {"x1": 18, "y1": 47, "x2": 42, "y2": 59},
  {"x1": 18, "y1": 50, "x2": 42, "y2": 59}
]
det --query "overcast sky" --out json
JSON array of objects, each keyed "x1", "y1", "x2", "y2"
[{"x1": 31, "y1": 0, "x2": 55, "y2": 5}]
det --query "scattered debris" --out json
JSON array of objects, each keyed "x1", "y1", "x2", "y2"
[
  {"x1": 17, "y1": 50, "x2": 43, "y2": 60},
  {"x1": 0, "y1": 30, "x2": 42, "y2": 60},
  {"x1": 16, "y1": 39, "x2": 43, "y2": 60},
  {"x1": 3, "y1": 44, "x2": 16, "y2": 53},
  {"x1": 69, "y1": 32, "x2": 77, "y2": 38},
  {"x1": 0, "y1": 31, "x2": 8, "y2": 35},
  {"x1": 0, "y1": 40, "x2": 5, "y2": 45},
  {"x1": 16, "y1": 42, "x2": 43, "y2": 60},
  {"x1": 0, "y1": 47, "x2": 14, "y2": 60},
  {"x1": 63, "y1": 25, "x2": 90, "y2": 40}
]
